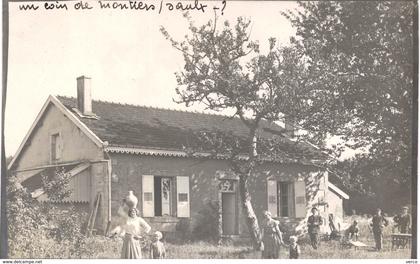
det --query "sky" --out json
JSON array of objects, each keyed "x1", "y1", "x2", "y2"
[{"x1": 6, "y1": 1, "x2": 298, "y2": 157}]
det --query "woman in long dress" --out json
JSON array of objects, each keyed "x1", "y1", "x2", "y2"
[
  {"x1": 261, "y1": 211, "x2": 284, "y2": 259},
  {"x1": 111, "y1": 208, "x2": 152, "y2": 259}
]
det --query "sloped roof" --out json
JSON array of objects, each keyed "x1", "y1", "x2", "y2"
[
  {"x1": 328, "y1": 182, "x2": 349, "y2": 199},
  {"x1": 56, "y1": 96, "x2": 325, "y2": 160}
]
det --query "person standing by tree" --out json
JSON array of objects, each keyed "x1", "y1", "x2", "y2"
[
  {"x1": 307, "y1": 207, "x2": 323, "y2": 249},
  {"x1": 370, "y1": 208, "x2": 389, "y2": 251},
  {"x1": 261, "y1": 211, "x2": 284, "y2": 259},
  {"x1": 393, "y1": 206, "x2": 411, "y2": 234}
]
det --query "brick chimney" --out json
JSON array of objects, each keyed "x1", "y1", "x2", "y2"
[{"x1": 77, "y1": 76, "x2": 92, "y2": 115}]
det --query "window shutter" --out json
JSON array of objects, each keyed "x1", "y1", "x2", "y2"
[
  {"x1": 142, "y1": 175, "x2": 154, "y2": 217},
  {"x1": 267, "y1": 180, "x2": 277, "y2": 217},
  {"x1": 176, "y1": 176, "x2": 190, "y2": 217},
  {"x1": 294, "y1": 180, "x2": 306, "y2": 218},
  {"x1": 287, "y1": 183, "x2": 295, "y2": 217}
]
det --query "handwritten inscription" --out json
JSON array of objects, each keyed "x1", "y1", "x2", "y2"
[
  {"x1": 44, "y1": 1, "x2": 68, "y2": 10},
  {"x1": 18, "y1": 0, "x2": 226, "y2": 15},
  {"x1": 98, "y1": 1, "x2": 156, "y2": 10},
  {"x1": 165, "y1": 0, "x2": 207, "y2": 13}
]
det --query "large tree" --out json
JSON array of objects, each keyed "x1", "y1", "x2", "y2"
[
  {"x1": 283, "y1": 1, "x2": 415, "y2": 211},
  {"x1": 161, "y1": 15, "x2": 320, "y2": 248}
]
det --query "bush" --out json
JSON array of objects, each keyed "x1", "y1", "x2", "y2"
[
  {"x1": 191, "y1": 200, "x2": 220, "y2": 242},
  {"x1": 7, "y1": 168, "x2": 94, "y2": 258}
]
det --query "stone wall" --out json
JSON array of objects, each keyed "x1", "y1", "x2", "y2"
[{"x1": 107, "y1": 153, "x2": 325, "y2": 240}]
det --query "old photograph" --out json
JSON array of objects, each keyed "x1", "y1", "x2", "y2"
[{"x1": 2, "y1": 0, "x2": 416, "y2": 260}]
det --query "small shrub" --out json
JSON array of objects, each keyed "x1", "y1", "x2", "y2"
[
  {"x1": 7, "y1": 168, "x2": 95, "y2": 258},
  {"x1": 191, "y1": 200, "x2": 220, "y2": 242},
  {"x1": 175, "y1": 218, "x2": 193, "y2": 242}
]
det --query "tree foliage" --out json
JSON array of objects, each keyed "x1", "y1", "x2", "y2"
[
  {"x1": 161, "y1": 15, "x2": 314, "y2": 127},
  {"x1": 161, "y1": 13, "x2": 326, "y2": 247},
  {"x1": 7, "y1": 168, "x2": 91, "y2": 258},
  {"x1": 284, "y1": 1, "x2": 415, "y2": 210}
]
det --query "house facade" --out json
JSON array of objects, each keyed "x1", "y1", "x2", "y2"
[{"x1": 8, "y1": 76, "x2": 349, "y2": 238}]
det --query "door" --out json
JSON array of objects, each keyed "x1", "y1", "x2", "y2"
[{"x1": 222, "y1": 192, "x2": 237, "y2": 235}]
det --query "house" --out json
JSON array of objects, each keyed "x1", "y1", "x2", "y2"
[{"x1": 8, "y1": 76, "x2": 349, "y2": 238}]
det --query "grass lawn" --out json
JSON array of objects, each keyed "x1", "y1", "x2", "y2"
[
  {"x1": 10, "y1": 215, "x2": 410, "y2": 259},
  {"x1": 91, "y1": 236, "x2": 411, "y2": 259},
  {"x1": 90, "y1": 215, "x2": 411, "y2": 259}
]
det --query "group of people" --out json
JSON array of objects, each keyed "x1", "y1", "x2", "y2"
[
  {"x1": 111, "y1": 191, "x2": 411, "y2": 259},
  {"x1": 261, "y1": 211, "x2": 300, "y2": 259},
  {"x1": 370, "y1": 206, "x2": 411, "y2": 251},
  {"x1": 260, "y1": 206, "x2": 411, "y2": 259},
  {"x1": 110, "y1": 200, "x2": 166, "y2": 259}
]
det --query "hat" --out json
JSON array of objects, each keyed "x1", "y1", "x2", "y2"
[
  {"x1": 311, "y1": 207, "x2": 318, "y2": 211},
  {"x1": 154, "y1": 231, "x2": 163, "y2": 240},
  {"x1": 402, "y1": 206, "x2": 409, "y2": 210}
]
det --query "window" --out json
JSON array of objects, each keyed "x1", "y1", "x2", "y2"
[
  {"x1": 50, "y1": 133, "x2": 61, "y2": 161},
  {"x1": 154, "y1": 176, "x2": 173, "y2": 216},
  {"x1": 267, "y1": 180, "x2": 306, "y2": 218},
  {"x1": 178, "y1": 193, "x2": 188, "y2": 202},
  {"x1": 142, "y1": 175, "x2": 190, "y2": 218},
  {"x1": 278, "y1": 182, "x2": 294, "y2": 217}
]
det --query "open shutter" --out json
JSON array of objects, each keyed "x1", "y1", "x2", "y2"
[
  {"x1": 142, "y1": 175, "x2": 154, "y2": 217},
  {"x1": 294, "y1": 180, "x2": 306, "y2": 218},
  {"x1": 176, "y1": 176, "x2": 190, "y2": 217},
  {"x1": 288, "y1": 183, "x2": 295, "y2": 217},
  {"x1": 267, "y1": 180, "x2": 278, "y2": 217}
]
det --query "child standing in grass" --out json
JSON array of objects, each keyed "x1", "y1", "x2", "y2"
[
  {"x1": 289, "y1": 236, "x2": 300, "y2": 259},
  {"x1": 150, "y1": 231, "x2": 166, "y2": 259}
]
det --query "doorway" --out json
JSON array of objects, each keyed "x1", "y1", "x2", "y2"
[{"x1": 222, "y1": 192, "x2": 238, "y2": 235}]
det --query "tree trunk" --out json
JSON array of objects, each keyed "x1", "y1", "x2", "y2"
[{"x1": 238, "y1": 173, "x2": 262, "y2": 250}]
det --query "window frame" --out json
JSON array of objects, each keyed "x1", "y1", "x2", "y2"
[
  {"x1": 49, "y1": 131, "x2": 61, "y2": 163},
  {"x1": 142, "y1": 175, "x2": 190, "y2": 218},
  {"x1": 154, "y1": 176, "x2": 175, "y2": 217},
  {"x1": 278, "y1": 181, "x2": 294, "y2": 217}
]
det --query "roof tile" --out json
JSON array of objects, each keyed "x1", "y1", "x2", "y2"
[{"x1": 56, "y1": 96, "x2": 324, "y2": 160}]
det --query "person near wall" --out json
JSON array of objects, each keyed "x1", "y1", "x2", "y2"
[
  {"x1": 370, "y1": 208, "x2": 389, "y2": 251},
  {"x1": 110, "y1": 207, "x2": 152, "y2": 259},
  {"x1": 307, "y1": 207, "x2": 323, "y2": 249},
  {"x1": 328, "y1": 213, "x2": 341, "y2": 240},
  {"x1": 150, "y1": 231, "x2": 166, "y2": 259},
  {"x1": 261, "y1": 211, "x2": 285, "y2": 259},
  {"x1": 393, "y1": 206, "x2": 411, "y2": 234}
]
